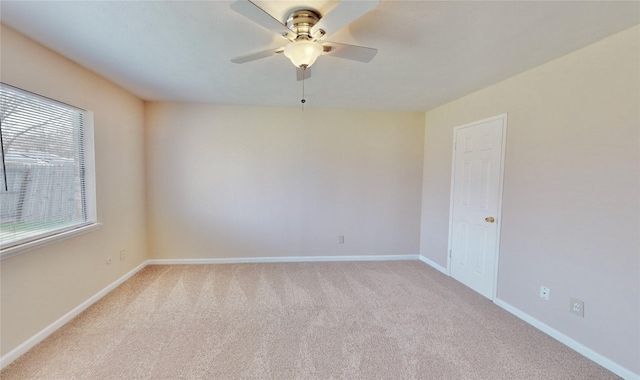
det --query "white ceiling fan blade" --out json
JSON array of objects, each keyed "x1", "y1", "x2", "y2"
[
  {"x1": 311, "y1": 0, "x2": 379, "y2": 38},
  {"x1": 230, "y1": 0, "x2": 293, "y2": 39},
  {"x1": 323, "y1": 42, "x2": 377, "y2": 63},
  {"x1": 296, "y1": 67, "x2": 311, "y2": 81},
  {"x1": 231, "y1": 47, "x2": 284, "y2": 64}
]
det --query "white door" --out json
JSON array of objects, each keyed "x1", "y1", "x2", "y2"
[{"x1": 449, "y1": 114, "x2": 506, "y2": 300}]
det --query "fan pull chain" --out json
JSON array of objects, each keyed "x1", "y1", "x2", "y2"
[{"x1": 301, "y1": 66, "x2": 306, "y2": 111}]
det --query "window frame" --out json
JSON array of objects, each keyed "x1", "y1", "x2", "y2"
[{"x1": 0, "y1": 83, "x2": 100, "y2": 260}]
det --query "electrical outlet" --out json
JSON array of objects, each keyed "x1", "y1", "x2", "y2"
[
  {"x1": 120, "y1": 250, "x2": 126, "y2": 261},
  {"x1": 570, "y1": 297, "x2": 584, "y2": 317},
  {"x1": 339, "y1": 235, "x2": 344, "y2": 244},
  {"x1": 539, "y1": 286, "x2": 550, "y2": 301}
]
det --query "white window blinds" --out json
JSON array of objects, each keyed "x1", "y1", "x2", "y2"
[{"x1": 0, "y1": 83, "x2": 97, "y2": 254}]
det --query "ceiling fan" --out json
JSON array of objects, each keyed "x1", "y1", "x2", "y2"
[{"x1": 230, "y1": 0, "x2": 379, "y2": 80}]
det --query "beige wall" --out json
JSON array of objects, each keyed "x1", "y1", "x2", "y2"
[
  {"x1": 0, "y1": 25, "x2": 148, "y2": 356},
  {"x1": 420, "y1": 26, "x2": 640, "y2": 373},
  {"x1": 145, "y1": 103, "x2": 425, "y2": 260}
]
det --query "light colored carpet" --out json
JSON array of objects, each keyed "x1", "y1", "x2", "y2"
[{"x1": 2, "y1": 261, "x2": 618, "y2": 379}]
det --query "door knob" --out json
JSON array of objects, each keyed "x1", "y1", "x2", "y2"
[{"x1": 485, "y1": 217, "x2": 495, "y2": 223}]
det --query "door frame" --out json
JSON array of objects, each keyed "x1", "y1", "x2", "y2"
[{"x1": 446, "y1": 113, "x2": 508, "y2": 301}]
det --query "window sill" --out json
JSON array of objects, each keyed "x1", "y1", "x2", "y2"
[{"x1": 0, "y1": 222, "x2": 103, "y2": 260}]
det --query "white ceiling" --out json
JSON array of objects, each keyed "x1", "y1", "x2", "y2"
[{"x1": 1, "y1": 1, "x2": 638, "y2": 112}]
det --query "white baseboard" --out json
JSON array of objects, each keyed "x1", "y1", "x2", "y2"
[
  {"x1": 418, "y1": 255, "x2": 448, "y2": 275},
  {"x1": 0, "y1": 261, "x2": 147, "y2": 370},
  {"x1": 147, "y1": 254, "x2": 419, "y2": 265},
  {"x1": 494, "y1": 298, "x2": 639, "y2": 380}
]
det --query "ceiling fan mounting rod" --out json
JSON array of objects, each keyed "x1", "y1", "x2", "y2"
[{"x1": 286, "y1": 9, "x2": 325, "y2": 40}]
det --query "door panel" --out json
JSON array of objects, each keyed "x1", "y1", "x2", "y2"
[{"x1": 449, "y1": 115, "x2": 506, "y2": 300}]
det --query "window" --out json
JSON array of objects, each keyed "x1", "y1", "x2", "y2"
[{"x1": 0, "y1": 83, "x2": 98, "y2": 258}]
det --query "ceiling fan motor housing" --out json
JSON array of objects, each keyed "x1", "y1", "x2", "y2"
[{"x1": 286, "y1": 9, "x2": 324, "y2": 40}]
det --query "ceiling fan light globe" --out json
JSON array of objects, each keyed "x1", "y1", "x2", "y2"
[{"x1": 284, "y1": 40, "x2": 322, "y2": 68}]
